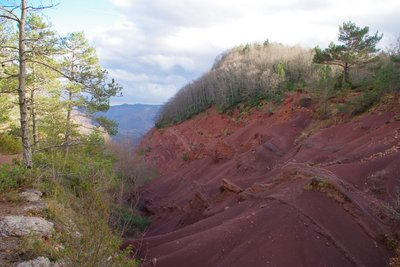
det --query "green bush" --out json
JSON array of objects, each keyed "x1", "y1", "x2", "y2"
[
  {"x1": 0, "y1": 164, "x2": 27, "y2": 192},
  {"x1": 382, "y1": 192, "x2": 400, "y2": 221},
  {"x1": 0, "y1": 133, "x2": 22, "y2": 154},
  {"x1": 16, "y1": 233, "x2": 60, "y2": 262},
  {"x1": 113, "y1": 206, "x2": 151, "y2": 235},
  {"x1": 182, "y1": 152, "x2": 190, "y2": 162},
  {"x1": 350, "y1": 90, "x2": 381, "y2": 115},
  {"x1": 373, "y1": 61, "x2": 400, "y2": 93}
]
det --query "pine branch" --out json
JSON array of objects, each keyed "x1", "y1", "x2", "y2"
[
  {"x1": 0, "y1": 74, "x2": 18, "y2": 79},
  {"x1": 27, "y1": 58, "x2": 70, "y2": 79},
  {"x1": 0, "y1": 44, "x2": 19, "y2": 50},
  {"x1": 33, "y1": 141, "x2": 84, "y2": 153}
]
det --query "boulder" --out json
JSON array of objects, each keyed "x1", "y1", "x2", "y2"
[
  {"x1": 20, "y1": 190, "x2": 43, "y2": 202},
  {"x1": 24, "y1": 202, "x2": 48, "y2": 213},
  {"x1": 15, "y1": 257, "x2": 51, "y2": 267},
  {"x1": 220, "y1": 179, "x2": 243, "y2": 193},
  {"x1": 0, "y1": 216, "x2": 54, "y2": 237}
]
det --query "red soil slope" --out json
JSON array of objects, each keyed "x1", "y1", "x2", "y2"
[
  {"x1": 0, "y1": 154, "x2": 17, "y2": 165},
  {"x1": 127, "y1": 93, "x2": 400, "y2": 267}
]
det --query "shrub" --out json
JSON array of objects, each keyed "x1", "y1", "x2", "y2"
[
  {"x1": 0, "y1": 164, "x2": 27, "y2": 192},
  {"x1": 350, "y1": 89, "x2": 381, "y2": 115},
  {"x1": 373, "y1": 60, "x2": 400, "y2": 93},
  {"x1": 382, "y1": 191, "x2": 400, "y2": 221},
  {"x1": 34, "y1": 169, "x2": 139, "y2": 266},
  {"x1": 0, "y1": 132, "x2": 22, "y2": 154},
  {"x1": 16, "y1": 233, "x2": 60, "y2": 262},
  {"x1": 182, "y1": 152, "x2": 189, "y2": 162},
  {"x1": 111, "y1": 206, "x2": 151, "y2": 236}
]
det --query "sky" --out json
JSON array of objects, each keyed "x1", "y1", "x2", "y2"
[{"x1": 42, "y1": 0, "x2": 400, "y2": 105}]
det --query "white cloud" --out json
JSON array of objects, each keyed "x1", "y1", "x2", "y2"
[
  {"x1": 110, "y1": 0, "x2": 133, "y2": 8},
  {"x1": 138, "y1": 54, "x2": 195, "y2": 71},
  {"x1": 89, "y1": 0, "x2": 400, "y2": 105}
]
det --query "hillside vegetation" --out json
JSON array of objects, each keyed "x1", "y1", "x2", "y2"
[{"x1": 156, "y1": 24, "x2": 400, "y2": 127}]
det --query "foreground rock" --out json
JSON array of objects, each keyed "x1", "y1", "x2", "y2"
[
  {"x1": 15, "y1": 257, "x2": 51, "y2": 267},
  {"x1": 23, "y1": 202, "x2": 48, "y2": 213},
  {"x1": 0, "y1": 216, "x2": 54, "y2": 237},
  {"x1": 20, "y1": 190, "x2": 43, "y2": 202}
]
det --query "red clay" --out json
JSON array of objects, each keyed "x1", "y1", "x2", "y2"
[
  {"x1": 127, "y1": 93, "x2": 400, "y2": 267},
  {"x1": 0, "y1": 154, "x2": 18, "y2": 165}
]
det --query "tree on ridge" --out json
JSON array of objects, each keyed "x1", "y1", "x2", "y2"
[{"x1": 313, "y1": 21, "x2": 383, "y2": 88}]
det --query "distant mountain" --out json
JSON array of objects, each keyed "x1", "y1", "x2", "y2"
[{"x1": 97, "y1": 104, "x2": 162, "y2": 142}]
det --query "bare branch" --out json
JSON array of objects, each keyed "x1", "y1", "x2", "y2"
[
  {"x1": 27, "y1": 1, "x2": 60, "y2": 11},
  {"x1": 0, "y1": 6, "x2": 20, "y2": 22},
  {"x1": 0, "y1": 14, "x2": 19, "y2": 22}
]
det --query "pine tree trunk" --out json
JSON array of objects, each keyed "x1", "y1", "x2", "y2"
[
  {"x1": 31, "y1": 63, "x2": 38, "y2": 146},
  {"x1": 65, "y1": 91, "x2": 72, "y2": 143},
  {"x1": 343, "y1": 62, "x2": 350, "y2": 88},
  {"x1": 18, "y1": 0, "x2": 33, "y2": 168},
  {"x1": 63, "y1": 90, "x2": 73, "y2": 157}
]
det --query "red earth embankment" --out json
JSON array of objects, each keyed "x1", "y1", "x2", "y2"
[
  {"x1": 0, "y1": 154, "x2": 18, "y2": 165},
  {"x1": 127, "y1": 93, "x2": 400, "y2": 267}
]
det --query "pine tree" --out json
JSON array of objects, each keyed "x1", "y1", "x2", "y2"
[
  {"x1": 0, "y1": 0, "x2": 56, "y2": 167},
  {"x1": 60, "y1": 32, "x2": 122, "y2": 147},
  {"x1": 25, "y1": 14, "x2": 60, "y2": 146},
  {"x1": 313, "y1": 21, "x2": 383, "y2": 87}
]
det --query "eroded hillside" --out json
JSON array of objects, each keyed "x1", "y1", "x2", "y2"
[{"x1": 126, "y1": 92, "x2": 400, "y2": 267}]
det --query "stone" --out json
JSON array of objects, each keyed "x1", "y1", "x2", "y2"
[
  {"x1": 220, "y1": 179, "x2": 243, "y2": 193},
  {"x1": 298, "y1": 96, "x2": 312, "y2": 108},
  {"x1": 0, "y1": 216, "x2": 54, "y2": 237},
  {"x1": 15, "y1": 257, "x2": 51, "y2": 267},
  {"x1": 24, "y1": 202, "x2": 48, "y2": 213},
  {"x1": 20, "y1": 190, "x2": 43, "y2": 202}
]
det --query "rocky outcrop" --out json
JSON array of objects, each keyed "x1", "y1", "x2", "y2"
[
  {"x1": 0, "y1": 216, "x2": 54, "y2": 237},
  {"x1": 220, "y1": 179, "x2": 243, "y2": 193},
  {"x1": 20, "y1": 190, "x2": 43, "y2": 202},
  {"x1": 23, "y1": 202, "x2": 48, "y2": 213},
  {"x1": 15, "y1": 257, "x2": 51, "y2": 267}
]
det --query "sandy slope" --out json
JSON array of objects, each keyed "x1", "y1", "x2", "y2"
[{"x1": 127, "y1": 93, "x2": 400, "y2": 267}]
